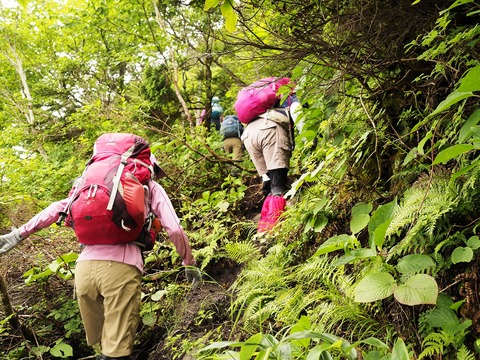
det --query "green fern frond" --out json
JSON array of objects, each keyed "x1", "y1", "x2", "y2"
[
  {"x1": 241, "y1": 295, "x2": 273, "y2": 332},
  {"x1": 225, "y1": 241, "x2": 261, "y2": 264},
  {"x1": 457, "y1": 345, "x2": 476, "y2": 360},
  {"x1": 293, "y1": 255, "x2": 358, "y2": 299},
  {"x1": 386, "y1": 174, "x2": 460, "y2": 259},
  {"x1": 229, "y1": 244, "x2": 292, "y2": 329},
  {"x1": 418, "y1": 330, "x2": 454, "y2": 360},
  {"x1": 273, "y1": 287, "x2": 306, "y2": 325}
]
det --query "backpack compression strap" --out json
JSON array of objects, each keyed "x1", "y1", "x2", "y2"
[{"x1": 106, "y1": 144, "x2": 136, "y2": 212}]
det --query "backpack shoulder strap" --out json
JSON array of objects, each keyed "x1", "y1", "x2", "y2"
[{"x1": 106, "y1": 144, "x2": 136, "y2": 211}]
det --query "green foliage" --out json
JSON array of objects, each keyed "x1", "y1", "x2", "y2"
[
  {"x1": 23, "y1": 252, "x2": 78, "y2": 285},
  {"x1": 386, "y1": 173, "x2": 460, "y2": 259},
  {"x1": 2, "y1": 0, "x2": 480, "y2": 358},
  {"x1": 451, "y1": 235, "x2": 480, "y2": 264},
  {"x1": 198, "y1": 316, "x2": 358, "y2": 360}
]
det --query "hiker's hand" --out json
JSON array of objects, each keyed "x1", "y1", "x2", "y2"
[
  {"x1": 262, "y1": 180, "x2": 271, "y2": 196},
  {"x1": 185, "y1": 266, "x2": 202, "y2": 287},
  {"x1": 0, "y1": 229, "x2": 23, "y2": 255}
]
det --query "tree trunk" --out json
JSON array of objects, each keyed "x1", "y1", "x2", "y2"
[{"x1": 0, "y1": 273, "x2": 35, "y2": 342}]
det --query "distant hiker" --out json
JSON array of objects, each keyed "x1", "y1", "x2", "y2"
[
  {"x1": 219, "y1": 114, "x2": 244, "y2": 177},
  {"x1": 220, "y1": 115, "x2": 244, "y2": 161},
  {"x1": 0, "y1": 133, "x2": 201, "y2": 360},
  {"x1": 234, "y1": 77, "x2": 301, "y2": 232},
  {"x1": 210, "y1": 96, "x2": 224, "y2": 130},
  {"x1": 197, "y1": 96, "x2": 224, "y2": 130}
]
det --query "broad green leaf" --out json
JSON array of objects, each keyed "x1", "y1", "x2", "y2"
[
  {"x1": 314, "y1": 234, "x2": 356, "y2": 256},
  {"x1": 430, "y1": 91, "x2": 473, "y2": 117},
  {"x1": 457, "y1": 65, "x2": 480, "y2": 92},
  {"x1": 350, "y1": 203, "x2": 372, "y2": 234},
  {"x1": 48, "y1": 258, "x2": 65, "y2": 273},
  {"x1": 58, "y1": 252, "x2": 79, "y2": 263},
  {"x1": 50, "y1": 342, "x2": 73, "y2": 358},
  {"x1": 304, "y1": 214, "x2": 314, "y2": 233},
  {"x1": 402, "y1": 147, "x2": 418, "y2": 166},
  {"x1": 333, "y1": 248, "x2": 376, "y2": 266},
  {"x1": 432, "y1": 143, "x2": 475, "y2": 165},
  {"x1": 221, "y1": 1, "x2": 238, "y2": 33},
  {"x1": 467, "y1": 235, "x2": 480, "y2": 250},
  {"x1": 216, "y1": 200, "x2": 230, "y2": 212},
  {"x1": 151, "y1": 290, "x2": 167, "y2": 301},
  {"x1": 451, "y1": 157, "x2": 480, "y2": 180},
  {"x1": 451, "y1": 246, "x2": 474, "y2": 264},
  {"x1": 314, "y1": 215, "x2": 328, "y2": 233},
  {"x1": 350, "y1": 213, "x2": 370, "y2": 234},
  {"x1": 424, "y1": 307, "x2": 460, "y2": 329},
  {"x1": 277, "y1": 343, "x2": 292, "y2": 359},
  {"x1": 351, "y1": 202, "x2": 373, "y2": 217},
  {"x1": 306, "y1": 344, "x2": 331, "y2": 360},
  {"x1": 313, "y1": 197, "x2": 328, "y2": 214},
  {"x1": 368, "y1": 199, "x2": 397, "y2": 248},
  {"x1": 352, "y1": 337, "x2": 389, "y2": 349},
  {"x1": 24, "y1": 268, "x2": 53, "y2": 285},
  {"x1": 394, "y1": 274, "x2": 438, "y2": 305},
  {"x1": 417, "y1": 130, "x2": 432, "y2": 155},
  {"x1": 240, "y1": 333, "x2": 262, "y2": 360},
  {"x1": 354, "y1": 273, "x2": 396, "y2": 302},
  {"x1": 391, "y1": 338, "x2": 409, "y2": 360},
  {"x1": 290, "y1": 316, "x2": 312, "y2": 348},
  {"x1": 31, "y1": 346, "x2": 50, "y2": 356},
  {"x1": 458, "y1": 109, "x2": 480, "y2": 143},
  {"x1": 396, "y1": 254, "x2": 435, "y2": 274},
  {"x1": 204, "y1": 0, "x2": 220, "y2": 11},
  {"x1": 300, "y1": 130, "x2": 317, "y2": 141},
  {"x1": 142, "y1": 312, "x2": 157, "y2": 327},
  {"x1": 372, "y1": 222, "x2": 391, "y2": 249}
]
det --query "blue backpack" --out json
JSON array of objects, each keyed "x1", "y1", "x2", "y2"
[
  {"x1": 220, "y1": 115, "x2": 242, "y2": 139},
  {"x1": 211, "y1": 103, "x2": 223, "y2": 121}
]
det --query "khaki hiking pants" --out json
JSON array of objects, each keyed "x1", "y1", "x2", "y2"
[
  {"x1": 241, "y1": 117, "x2": 292, "y2": 176},
  {"x1": 223, "y1": 137, "x2": 244, "y2": 161},
  {"x1": 75, "y1": 260, "x2": 141, "y2": 358}
]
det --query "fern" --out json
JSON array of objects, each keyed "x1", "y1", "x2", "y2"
[
  {"x1": 419, "y1": 331, "x2": 475, "y2": 360},
  {"x1": 456, "y1": 345, "x2": 476, "y2": 360},
  {"x1": 386, "y1": 174, "x2": 459, "y2": 259},
  {"x1": 225, "y1": 241, "x2": 261, "y2": 264},
  {"x1": 229, "y1": 244, "x2": 292, "y2": 332},
  {"x1": 418, "y1": 332, "x2": 446, "y2": 359}
]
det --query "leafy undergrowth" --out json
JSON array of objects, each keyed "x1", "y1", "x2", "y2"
[
  {"x1": 0, "y1": 232, "x2": 246, "y2": 360},
  {"x1": 0, "y1": 184, "x2": 256, "y2": 360}
]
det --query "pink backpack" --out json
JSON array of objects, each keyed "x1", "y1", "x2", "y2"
[
  {"x1": 65, "y1": 133, "x2": 154, "y2": 245},
  {"x1": 234, "y1": 77, "x2": 292, "y2": 124}
]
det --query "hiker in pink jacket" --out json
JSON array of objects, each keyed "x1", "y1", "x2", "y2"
[{"x1": 0, "y1": 153, "x2": 200, "y2": 360}]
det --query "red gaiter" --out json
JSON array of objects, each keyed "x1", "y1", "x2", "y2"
[{"x1": 258, "y1": 195, "x2": 287, "y2": 232}]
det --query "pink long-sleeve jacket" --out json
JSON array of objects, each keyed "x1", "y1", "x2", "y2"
[{"x1": 18, "y1": 180, "x2": 195, "y2": 273}]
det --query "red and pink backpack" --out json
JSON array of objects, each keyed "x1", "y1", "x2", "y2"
[
  {"x1": 65, "y1": 133, "x2": 154, "y2": 245},
  {"x1": 234, "y1": 77, "x2": 292, "y2": 124}
]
